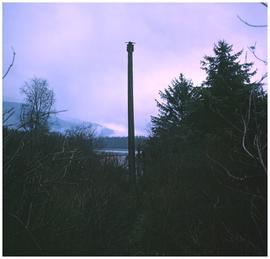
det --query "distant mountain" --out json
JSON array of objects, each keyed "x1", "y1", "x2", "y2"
[
  {"x1": 49, "y1": 116, "x2": 114, "y2": 136},
  {"x1": 3, "y1": 101, "x2": 114, "y2": 137}
]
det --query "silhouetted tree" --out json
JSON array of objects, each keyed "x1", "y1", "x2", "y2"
[
  {"x1": 20, "y1": 78, "x2": 55, "y2": 131},
  {"x1": 142, "y1": 40, "x2": 267, "y2": 255},
  {"x1": 151, "y1": 73, "x2": 197, "y2": 136},
  {"x1": 201, "y1": 40, "x2": 267, "y2": 174}
]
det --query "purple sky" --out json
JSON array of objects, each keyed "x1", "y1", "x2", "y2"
[{"x1": 3, "y1": 3, "x2": 267, "y2": 136}]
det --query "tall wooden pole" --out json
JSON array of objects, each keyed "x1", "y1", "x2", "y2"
[{"x1": 127, "y1": 41, "x2": 136, "y2": 184}]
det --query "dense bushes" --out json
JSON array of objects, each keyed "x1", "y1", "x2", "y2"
[{"x1": 3, "y1": 127, "x2": 140, "y2": 255}]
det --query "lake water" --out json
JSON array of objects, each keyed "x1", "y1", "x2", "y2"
[
  {"x1": 95, "y1": 149, "x2": 144, "y2": 176},
  {"x1": 95, "y1": 149, "x2": 128, "y2": 155},
  {"x1": 95, "y1": 149, "x2": 129, "y2": 165}
]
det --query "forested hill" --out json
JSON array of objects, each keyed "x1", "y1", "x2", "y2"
[{"x1": 3, "y1": 101, "x2": 114, "y2": 136}]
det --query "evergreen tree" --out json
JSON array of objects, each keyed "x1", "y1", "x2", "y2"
[
  {"x1": 151, "y1": 73, "x2": 198, "y2": 136},
  {"x1": 199, "y1": 40, "x2": 263, "y2": 133},
  {"x1": 142, "y1": 41, "x2": 267, "y2": 255},
  {"x1": 200, "y1": 40, "x2": 267, "y2": 175}
]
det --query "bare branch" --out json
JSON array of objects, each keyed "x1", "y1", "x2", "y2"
[
  {"x1": 206, "y1": 153, "x2": 246, "y2": 181},
  {"x1": 61, "y1": 150, "x2": 76, "y2": 179},
  {"x1": 248, "y1": 46, "x2": 268, "y2": 65},
  {"x1": 241, "y1": 115, "x2": 255, "y2": 159},
  {"x1": 237, "y1": 15, "x2": 267, "y2": 28},
  {"x1": 26, "y1": 202, "x2": 33, "y2": 229},
  {"x1": 240, "y1": 88, "x2": 267, "y2": 174},
  {"x1": 4, "y1": 141, "x2": 25, "y2": 173},
  {"x1": 250, "y1": 196, "x2": 265, "y2": 250},
  {"x1": 208, "y1": 159, "x2": 266, "y2": 199},
  {"x1": 8, "y1": 213, "x2": 42, "y2": 252},
  {"x1": 20, "y1": 78, "x2": 58, "y2": 130},
  {"x1": 215, "y1": 108, "x2": 242, "y2": 133},
  {"x1": 240, "y1": 89, "x2": 256, "y2": 159},
  {"x1": 3, "y1": 107, "x2": 15, "y2": 124},
  {"x1": 257, "y1": 72, "x2": 268, "y2": 84},
  {"x1": 261, "y1": 2, "x2": 267, "y2": 8},
  {"x1": 3, "y1": 46, "x2": 16, "y2": 79},
  {"x1": 254, "y1": 134, "x2": 267, "y2": 174}
]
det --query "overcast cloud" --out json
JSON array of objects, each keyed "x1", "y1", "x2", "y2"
[{"x1": 3, "y1": 3, "x2": 267, "y2": 135}]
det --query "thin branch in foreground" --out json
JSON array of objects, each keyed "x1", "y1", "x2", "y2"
[
  {"x1": 257, "y1": 72, "x2": 268, "y2": 84},
  {"x1": 206, "y1": 153, "x2": 246, "y2": 181},
  {"x1": 248, "y1": 46, "x2": 268, "y2": 65},
  {"x1": 26, "y1": 202, "x2": 33, "y2": 229},
  {"x1": 7, "y1": 213, "x2": 42, "y2": 252},
  {"x1": 241, "y1": 115, "x2": 255, "y2": 159},
  {"x1": 237, "y1": 15, "x2": 267, "y2": 28},
  {"x1": 209, "y1": 163, "x2": 265, "y2": 200},
  {"x1": 261, "y1": 2, "x2": 268, "y2": 8},
  {"x1": 254, "y1": 134, "x2": 267, "y2": 174},
  {"x1": 3, "y1": 47, "x2": 16, "y2": 79},
  {"x1": 3, "y1": 107, "x2": 15, "y2": 123},
  {"x1": 240, "y1": 89, "x2": 255, "y2": 159}
]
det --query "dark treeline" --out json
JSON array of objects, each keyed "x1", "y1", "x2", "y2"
[
  {"x1": 140, "y1": 41, "x2": 267, "y2": 255},
  {"x1": 97, "y1": 136, "x2": 146, "y2": 150},
  {"x1": 3, "y1": 41, "x2": 267, "y2": 255}
]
